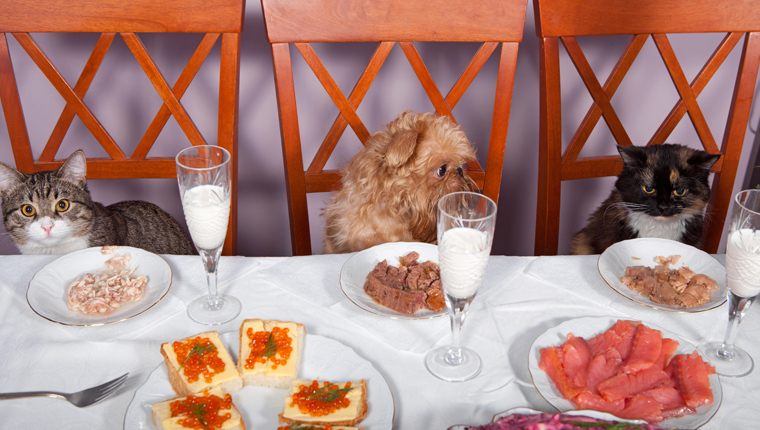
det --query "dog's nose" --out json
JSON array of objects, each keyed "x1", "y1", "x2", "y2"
[{"x1": 456, "y1": 166, "x2": 464, "y2": 176}]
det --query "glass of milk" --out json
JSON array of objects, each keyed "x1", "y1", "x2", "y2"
[
  {"x1": 176, "y1": 145, "x2": 241, "y2": 325},
  {"x1": 699, "y1": 189, "x2": 760, "y2": 377},
  {"x1": 425, "y1": 191, "x2": 497, "y2": 382}
]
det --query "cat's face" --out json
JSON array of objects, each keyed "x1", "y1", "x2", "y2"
[
  {"x1": 0, "y1": 152, "x2": 93, "y2": 253},
  {"x1": 615, "y1": 144, "x2": 720, "y2": 218}
]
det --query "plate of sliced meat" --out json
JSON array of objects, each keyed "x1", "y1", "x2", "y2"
[
  {"x1": 598, "y1": 238, "x2": 726, "y2": 312},
  {"x1": 528, "y1": 316, "x2": 722, "y2": 429},
  {"x1": 340, "y1": 242, "x2": 448, "y2": 319}
]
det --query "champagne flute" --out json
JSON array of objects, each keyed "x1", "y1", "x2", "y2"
[
  {"x1": 699, "y1": 189, "x2": 760, "y2": 377},
  {"x1": 176, "y1": 145, "x2": 241, "y2": 325},
  {"x1": 425, "y1": 191, "x2": 497, "y2": 382}
]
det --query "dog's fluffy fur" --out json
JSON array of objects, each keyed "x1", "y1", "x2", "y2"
[{"x1": 323, "y1": 111, "x2": 477, "y2": 254}]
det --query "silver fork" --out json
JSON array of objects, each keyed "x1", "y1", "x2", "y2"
[{"x1": 0, "y1": 372, "x2": 128, "y2": 408}]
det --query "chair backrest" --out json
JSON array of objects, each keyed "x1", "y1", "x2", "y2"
[
  {"x1": 533, "y1": 0, "x2": 760, "y2": 255},
  {"x1": 0, "y1": 0, "x2": 244, "y2": 255},
  {"x1": 261, "y1": 0, "x2": 528, "y2": 255}
]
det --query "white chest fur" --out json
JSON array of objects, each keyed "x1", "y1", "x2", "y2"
[{"x1": 626, "y1": 211, "x2": 687, "y2": 241}]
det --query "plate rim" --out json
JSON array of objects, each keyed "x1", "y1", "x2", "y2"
[
  {"x1": 527, "y1": 315, "x2": 723, "y2": 429},
  {"x1": 25, "y1": 246, "x2": 172, "y2": 326},
  {"x1": 597, "y1": 238, "x2": 726, "y2": 313},
  {"x1": 123, "y1": 332, "x2": 396, "y2": 429},
  {"x1": 339, "y1": 241, "x2": 447, "y2": 320},
  {"x1": 446, "y1": 407, "x2": 648, "y2": 430}
]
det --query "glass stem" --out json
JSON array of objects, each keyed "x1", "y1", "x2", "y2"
[
  {"x1": 447, "y1": 308, "x2": 464, "y2": 363},
  {"x1": 200, "y1": 247, "x2": 223, "y2": 309},
  {"x1": 718, "y1": 291, "x2": 757, "y2": 360},
  {"x1": 445, "y1": 295, "x2": 473, "y2": 366}
]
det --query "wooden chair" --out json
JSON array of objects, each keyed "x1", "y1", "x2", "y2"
[
  {"x1": 533, "y1": 0, "x2": 760, "y2": 255},
  {"x1": 261, "y1": 0, "x2": 528, "y2": 255},
  {"x1": 0, "y1": 0, "x2": 244, "y2": 255}
]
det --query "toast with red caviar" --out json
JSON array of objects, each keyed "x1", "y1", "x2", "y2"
[
  {"x1": 151, "y1": 388, "x2": 246, "y2": 430},
  {"x1": 278, "y1": 379, "x2": 368, "y2": 427},
  {"x1": 237, "y1": 319, "x2": 305, "y2": 389},
  {"x1": 160, "y1": 331, "x2": 243, "y2": 397}
]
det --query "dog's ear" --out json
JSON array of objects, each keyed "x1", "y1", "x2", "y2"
[{"x1": 384, "y1": 130, "x2": 418, "y2": 168}]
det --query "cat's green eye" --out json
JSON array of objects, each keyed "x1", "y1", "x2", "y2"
[
  {"x1": 56, "y1": 199, "x2": 70, "y2": 212},
  {"x1": 673, "y1": 188, "x2": 687, "y2": 196},
  {"x1": 21, "y1": 204, "x2": 36, "y2": 217},
  {"x1": 642, "y1": 185, "x2": 656, "y2": 194}
]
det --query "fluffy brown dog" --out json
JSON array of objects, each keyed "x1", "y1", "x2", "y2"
[{"x1": 323, "y1": 111, "x2": 477, "y2": 253}]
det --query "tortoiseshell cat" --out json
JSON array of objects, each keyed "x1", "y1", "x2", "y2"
[
  {"x1": 0, "y1": 150, "x2": 195, "y2": 255},
  {"x1": 570, "y1": 144, "x2": 720, "y2": 255}
]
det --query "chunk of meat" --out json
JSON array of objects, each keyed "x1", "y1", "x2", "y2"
[{"x1": 362, "y1": 253, "x2": 442, "y2": 314}]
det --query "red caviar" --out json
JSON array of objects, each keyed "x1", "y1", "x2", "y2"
[
  {"x1": 289, "y1": 380, "x2": 353, "y2": 417},
  {"x1": 169, "y1": 390, "x2": 233, "y2": 430},
  {"x1": 244, "y1": 326, "x2": 293, "y2": 370},
  {"x1": 172, "y1": 337, "x2": 226, "y2": 383}
]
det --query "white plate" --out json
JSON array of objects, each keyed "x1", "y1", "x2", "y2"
[
  {"x1": 340, "y1": 241, "x2": 446, "y2": 320},
  {"x1": 447, "y1": 407, "x2": 647, "y2": 430},
  {"x1": 124, "y1": 332, "x2": 394, "y2": 429},
  {"x1": 598, "y1": 238, "x2": 726, "y2": 312},
  {"x1": 26, "y1": 246, "x2": 172, "y2": 326},
  {"x1": 528, "y1": 316, "x2": 722, "y2": 429}
]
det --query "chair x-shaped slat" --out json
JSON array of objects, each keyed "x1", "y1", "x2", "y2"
[
  {"x1": 560, "y1": 33, "x2": 741, "y2": 167},
  {"x1": 11, "y1": 31, "x2": 217, "y2": 162},
  {"x1": 293, "y1": 41, "x2": 502, "y2": 180}
]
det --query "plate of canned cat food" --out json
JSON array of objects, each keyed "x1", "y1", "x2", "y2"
[
  {"x1": 26, "y1": 246, "x2": 172, "y2": 326},
  {"x1": 123, "y1": 319, "x2": 394, "y2": 429},
  {"x1": 339, "y1": 242, "x2": 447, "y2": 320},
  {"x1": 597, "y1": 238, "x2": 726, "y2": 312}
]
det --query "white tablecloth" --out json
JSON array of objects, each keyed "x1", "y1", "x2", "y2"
[{"x1": 0, "y1": 253, "x2": 757, "y2": 429}]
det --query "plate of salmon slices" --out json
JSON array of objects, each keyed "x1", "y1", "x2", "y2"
[
  {"x1": 598, "y1": 238, "x2": 726, "y2": 312},
  {"x1": 528, "y1": 316, "x2": 722, "y2": 429}
]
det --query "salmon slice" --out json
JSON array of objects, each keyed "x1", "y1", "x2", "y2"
[
  {"x1": 539, "y1": 346, "x2": 586, "y2": 399},
  {"x1": 608, "y1": 320, "x2": 640, "y2": 360},
  {"x1": 644, "y1": 377, "x2": 695, "y2": 421},
  {"x1": 617, "y1": 393, "x2": 664, "y2": 423},
  {"x1": 587, "y1": 328, "x2": 622, "y2": 357},
  {"x1": 621, "y1": 324, "x2": 662, "y2": 374},
  {"x1": 597, "y1": 365, "x2": 670, "y2": 402},
  {"x1": 655, "y1": 337, "x2": 680, "y2": 369},
  {"x1": 573, "y1": 392, "x2": 625, "y2": 416},
  {"x1": 585, "y1": 348, "x2": 621, "y2": 394},
  {"x1": 562, "y1": 333, "x2": 592, "y2": 387},
  {"x1": 673, "y1": 351, "x2": 714, "y2": 408},
  {"x1": 643, "y1": 386, "x2": 686, "y2": 410}
]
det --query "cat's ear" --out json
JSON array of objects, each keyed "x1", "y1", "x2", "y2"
[
  {"x1": 0, "y1": 162, "x2": 27, "y2": 197},
  {"x1": 56, "y1": 150, "x2": 87, "y2": 187},
  {"x1": 617, "y1": 145, "x2": 648, "y2": 168},
  {"x1": 688, "y1": 151, "x2": 721, "y2": 171}
]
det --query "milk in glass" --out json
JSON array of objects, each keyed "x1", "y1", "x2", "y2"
[
  {"x1": 182, "y1": 185, "x2": 230, "y2": 249},
  {"x1": 726, "y1": 228, "x2": 760, "y2": 298},
  {"x1": 438, "y1": 227, "x2": 489, "y2": 298}
]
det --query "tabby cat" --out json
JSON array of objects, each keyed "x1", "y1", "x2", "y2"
[
  {"x1": 0, "y1": 150, "x2": 196, "y2": 255},
  {"x1": 570, "y1": 144, "x2": 720, "y2": 255}
]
